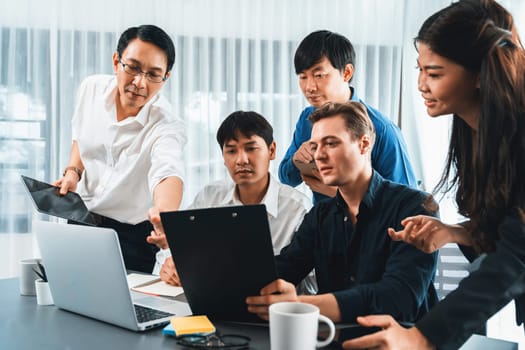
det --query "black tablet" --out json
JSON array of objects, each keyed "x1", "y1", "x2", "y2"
[{"x1": 20, "y1": 175, "x2": 103, "y2": 226}]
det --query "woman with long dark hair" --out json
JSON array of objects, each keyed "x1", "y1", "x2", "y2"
[{"x1": 343, "y1": 0, "x2": 525, "y2": 349}]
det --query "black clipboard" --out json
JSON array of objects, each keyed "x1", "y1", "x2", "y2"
[
  {"x1": 20, "y1": 175, "x2": 104, "y2": 226},
  {"x1": 161, "y1": 204, "x2": 277, "y2": 323}
]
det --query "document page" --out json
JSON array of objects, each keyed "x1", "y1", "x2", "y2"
[{"x1": 127, "y1": 273, "x2": 184, "y2": 297}]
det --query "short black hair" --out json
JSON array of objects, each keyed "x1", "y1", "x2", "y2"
[
  {"x1": 294, "y1": 30, "x2": 356, "y2": 74},
  {"x1": 116, "y1": 24, "x2": 175, "y2": 73},
  {"x1": 216, "y1": 111, "x2": 274, "y2": 149}
]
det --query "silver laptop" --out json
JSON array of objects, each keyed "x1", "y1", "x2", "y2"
[
  {"x1": 459, "y1": 334, "x2": 518, "y2": 350},
  {"x1": 34, "y1": 220, "x2": 191, "y2": 331}
]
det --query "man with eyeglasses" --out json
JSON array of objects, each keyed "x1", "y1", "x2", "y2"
[
  {"x1": 279, "y1": 30, "x2": 417, "y2": 204},
  {"x1": 53, "y1": 25, "x2": 186, "y2": 273}
]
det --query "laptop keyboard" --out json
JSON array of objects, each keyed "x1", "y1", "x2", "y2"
[{"x1": 134, "y1": 304, "x2": 173, "y2": 323}]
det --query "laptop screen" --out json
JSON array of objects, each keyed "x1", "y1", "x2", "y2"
[{"x1": 161, "y1": 204, "x2": 277, "y2": 323}]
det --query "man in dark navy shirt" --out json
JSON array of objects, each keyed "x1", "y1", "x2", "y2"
[{"x1": 247, "y1": 101, "x2": 438, "y2": 324}]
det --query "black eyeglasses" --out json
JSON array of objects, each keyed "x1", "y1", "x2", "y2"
[
  {"x1": 118, "y1": 59, "x2": 167, "y2": 83},
  {"x1": 176, "y1": 332, "x2": 251, "y2": 349}
]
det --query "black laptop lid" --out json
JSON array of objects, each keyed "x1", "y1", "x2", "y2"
[
  {"x1": 161, "y1": 204, "x2": 277, "y2": 323},
  {"x1": 20, "y1": 175, "x2": 103, "y2": 226}
]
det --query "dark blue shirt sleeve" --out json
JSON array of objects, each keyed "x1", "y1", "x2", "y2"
[
  {"x1": 278, "y1": 107, "x2": 313, "y2": 187},
  {"x1": 416, "y1": 214, "x2": 525, "y2": 350},
  {"x1": 275, "y1": 208, "x2": 317, "y2": 284},
  {"x1": 332, "y1": 240, "x2": 438, "y2": 323}
]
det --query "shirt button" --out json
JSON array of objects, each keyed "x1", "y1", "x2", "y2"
[
  {"x1": 350, "y1": 276, "x2": 355, "y2": 282},
  {"x1": 344, "y1": 216, "x2": 348, "y2": 222}
]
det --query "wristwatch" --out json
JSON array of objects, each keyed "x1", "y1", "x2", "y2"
[{"x1": 63, "y1": 166, "x2": 82, "y2": 181}]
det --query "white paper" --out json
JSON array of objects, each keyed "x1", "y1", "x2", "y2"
[{"x1": 127, "y1": 273, "x2": 184, "y2": 297}]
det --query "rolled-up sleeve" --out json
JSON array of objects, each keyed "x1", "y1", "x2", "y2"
[{"x1": 278, "y1": 108, "x2": 313, "y2": 187}]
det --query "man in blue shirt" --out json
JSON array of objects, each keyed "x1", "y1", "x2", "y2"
[
  {"x1": 279, "y1": 30, "x2": 417, "y2": 204},
  {"x1": 247, "y1": 102, "x2": 438, "y2": 324}
]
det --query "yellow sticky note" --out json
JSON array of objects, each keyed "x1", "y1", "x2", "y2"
[{"x1": 170, "y1": 315, "x2": 216, "y2": 336}]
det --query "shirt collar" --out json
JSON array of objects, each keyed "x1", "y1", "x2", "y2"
[
  {"x1": 218, "y1": 178, "x2": 240, "y2": 205},
  {"x1": 103, "y1": 77, "x2": 118, "y2": 109},
  {"x1": 334, "y1": 170, "x2": 383, "y2": 211},
  {"x1": 134, "y1": 94, "x2": 161, "y2": 126},
  {"x1": 219, "y1": 173, "x2": 279, "y2": 218},
  {"x1": 349, "y1": 85, "x2": 360, "y2": 102},
  {"x1": 361, "y1": 170, "x2": 382, "y2": 209},
  {"x1": 260, "y1": 174, "x2": 279, "y2": 218},
  {"x1": 307, "y1": 86, "x2": 359, "y2": 114}
]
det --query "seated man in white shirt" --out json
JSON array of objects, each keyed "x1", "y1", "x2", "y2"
[
  {"x1": 53, "y1": 25, "x2": 186, "y2": 273},
  {"x1": 148, "y1": 110, "x2": 314, "y2": 291}
]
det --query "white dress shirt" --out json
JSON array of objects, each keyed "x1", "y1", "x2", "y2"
[
  {"x1": 154, "y1": 174, "x2": 312, "y2": 269},
  {"x1": 72, "y1": 75, "x2": 186, "y2": 224}
]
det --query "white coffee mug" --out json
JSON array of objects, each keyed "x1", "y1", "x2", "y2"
[
  {"x1": 269, "y1": 302, "x2": 335, "y2": 350},
  {"x1": 19, "y1": 258, "x2": 42, "y2": 296},
  {"x1": 35, "y1": 279, "x2": 54, "y2": 306}
]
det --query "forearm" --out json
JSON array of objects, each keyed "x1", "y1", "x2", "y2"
[
  {"x1": 279, "y1": 111, "x2": 311, "y2": 187},
  {"x1": 299, "y1": 293, "x2": 341, "y2": 323},
  {"x1": 67, "y1": 141, "x2": 84, "y2": 171},
  {"x1": 450, "y1": 223, "x2": 473, "y2": 246},
  {"x1": 330, "y1": 245, "x2": 438, "y2": 323},
  {"x1": 54, "y1": 141, "x2": 84, "y2": 192},
  {"x1": 153, "y1": 176, "x2": 183, "y2": 212},
  {"x1": 62, "y1": 141, "x2": 84, "y2": 181},
  {"x1": 332, "y1": 281, "x2": 424, "y2": 324}
]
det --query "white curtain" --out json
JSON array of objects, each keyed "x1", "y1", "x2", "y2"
[
  {"x1": 0, "y1": 0, "x2": 407, "y2": 276},
  {"x1": 0, "y1": 0, "x2": 524, "y2": 345}
]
